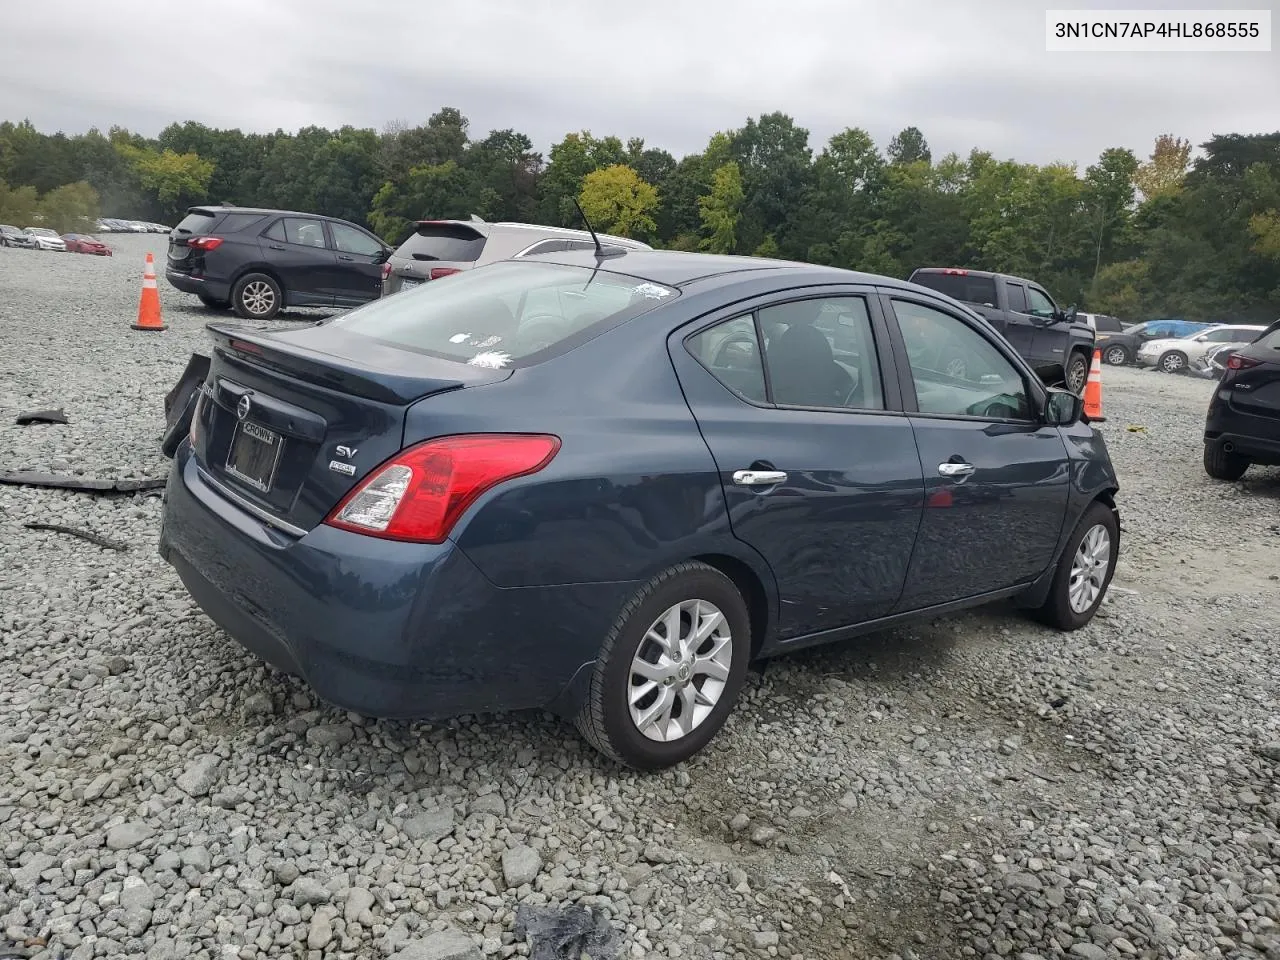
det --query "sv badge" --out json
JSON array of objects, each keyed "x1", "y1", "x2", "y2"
[{"x1": 335, "y1": 445, "x2": 358, "y2": 459}]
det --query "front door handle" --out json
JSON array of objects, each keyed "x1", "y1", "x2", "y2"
[
  {"x1": 268, "y1": 244, "x2": 286, "y2": 250},
  {"x1": 938, "y1": 462, "x2": 975, "y2": 478},
  {"x1": 337, "y1": 254, "x2": 354, "y2": 261},
  {"x1": 733, "y1": 469, "x2": 788, "y2": 486}
]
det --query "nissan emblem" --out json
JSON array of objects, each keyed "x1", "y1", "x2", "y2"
[{"x1": 237, "y1": 394, "x2": 252, "y2": 421}]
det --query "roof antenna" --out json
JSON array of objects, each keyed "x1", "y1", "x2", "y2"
[{"x1": 572, "y1": 198, "x2": 625, "y2": 260}]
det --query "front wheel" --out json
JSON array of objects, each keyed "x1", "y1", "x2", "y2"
[
  {"x1": 1158, "y1": 351, "x2": 1188, "y2": 374},
  {"x1": 574, "y1": 562, "x2": 751, "y2": 770},
  {"x1": 1064, "y1": 351, "x2": 1090, "y2": 394},
  {"x1": 232, "y1": 272, "x2": 283, "y2": 320},
  {"x1": 1204, "y1": 443, "x2": 1249, "y2": 481},
  {"x1": 1033, "y1": 500, "x2": 1119, "y2": 631},
  {"x1": 1103, "y1": 344, "x2": 1129, "y2": 366}
]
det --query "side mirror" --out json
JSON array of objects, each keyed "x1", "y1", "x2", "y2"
[
  {"x1": 1044, "y1": 388, "x2": 1083, "y2": 426},
  {"x1": 1053, "y1": 304, "x2": 1078, "y2": 324}
]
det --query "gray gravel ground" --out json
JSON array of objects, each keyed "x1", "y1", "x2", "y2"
[{"x1": 2, "y1": 235, "x2": 1279, "y2": 960}]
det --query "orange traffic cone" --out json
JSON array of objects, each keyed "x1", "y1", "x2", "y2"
[
  {"x1": 132, "y1": 252, "x2": 167, "y2": 331},
  {"x1": 1083, "y1": 348, "x2": 1105, "y2": 422}
]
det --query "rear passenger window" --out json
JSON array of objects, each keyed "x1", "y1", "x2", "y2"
[
  {"x1": 687, "y1": 317, "x2": 766, "y2": 403},
  {"x1": 1095, "y1": 315, "x2": 1124, "y2": 332},
  {"x1": 761, "y1": 297, "x2": 884, "y2": 410},
  {"x1": 282, "y1": 218, "x2": 326, "y2": 248}
]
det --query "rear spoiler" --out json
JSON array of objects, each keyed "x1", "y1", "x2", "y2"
[{"x1": 205, "y1": 322, "x2": 510, "y2": 405}]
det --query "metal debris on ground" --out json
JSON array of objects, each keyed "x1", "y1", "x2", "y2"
[
  {"x1": 513, "y1": 904, "x2": 620, "y2": 960},
  {"x1": 0, "y1": 471, "x2": 165, "y2": 493},
  {"x1": 15, "y1": 408, "x2": 68, "y2": 425},
  {"x1": 23, "y1": 523, "x2": 130, "y2": 552}
]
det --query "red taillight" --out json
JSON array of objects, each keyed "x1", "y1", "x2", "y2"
[
  {"x1": 324, "y1": 434, "x2": 561, "y2": 543},
  {"x1": 429, "y1": 267, "x2": 461, "y2": 280},
  {"x1": 1227, "y1": 355, "x2": 1261, "y2": 370},
  {"x1": 188, "y1": 237, "x2": 223, "y2": 251},
  {"x1": 381, "y1": 262, "x2": 392, "y2": 281}
]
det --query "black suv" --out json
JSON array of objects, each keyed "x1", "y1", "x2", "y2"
[{"x1": 166, "y1": 207, "x2": 392, "y2": 320}]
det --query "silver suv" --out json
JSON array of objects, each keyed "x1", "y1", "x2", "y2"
[{"x1": 380, "y1": 216, "x2": 652, "y2": 296}]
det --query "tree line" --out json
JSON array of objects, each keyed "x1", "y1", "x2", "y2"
[{"x1": 1, "y1": 113, "x2": 1277, "y2": 322}]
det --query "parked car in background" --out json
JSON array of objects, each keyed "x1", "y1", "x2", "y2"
[
  {"x1": 1136, "y1": 324, "x2": 1268, "y2": 374},
  {"x1": 166, "y1": 206, "x2": 393, "y2": 320},
  {"x1": 24, "y1": 227, "x2": 66, "y2": 251},
  {"x1": 380, "y1": 217, "x2": 652, "y2": 297},
  {"x1": 1, "y1": 224, "x2": 37, "y2": 248},
  {"x1": 907, "y1": 267, "x2": 1095, "y2": 393},
  {"x1": 1203, "y1": 321, "x2": 1280, "y2": 480},
  {"x1": 62, "y1": 233, "x2": 112, "y2": 256},
  {"x1": 160, "y1": 248, "x2": 1121, "y2": 769},
  {"x1": 1192, "y1": 343, "x2": 1238, "y2": 380},
  {"x1": 1095, "y1": 318, "x2": 1213, "y2": 366},
  {"x1": 1078, "y1": 312, "x2": 1126, "y2": 335}
]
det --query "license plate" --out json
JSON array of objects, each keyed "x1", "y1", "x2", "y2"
[
  {"x1": 225, "y1": 420, "x2": 283, "y2": 492},
  {"x1": 400, "y1": 278, "x2": 421, "y2": 289}
]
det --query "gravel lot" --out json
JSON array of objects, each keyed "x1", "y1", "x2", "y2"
[{"x1": 2, "y1": 235, "x2": 1279, "y2": 960}]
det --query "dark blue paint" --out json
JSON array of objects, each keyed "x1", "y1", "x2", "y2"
[{"x1": 159, "y1": 252, "x2": 1122, "y2": 724}]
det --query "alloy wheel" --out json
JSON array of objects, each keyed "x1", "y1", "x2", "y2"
[
  {"x1": 1068, "y1": 524, "x2": 1111, "y2": 614},
  {"x1": 241, "y1": 281, "x2": 276, "y2": 317},
  {"x1": 627, "y1": 599, "x2": 733, "y2": 743}
]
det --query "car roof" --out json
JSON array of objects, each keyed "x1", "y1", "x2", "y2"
[
  {"x1": 184, "y1": 205, "x2": 353, "y2": 223},
  {"x1": 522, "y1": 247, "x2": 921, "y2": 290}
]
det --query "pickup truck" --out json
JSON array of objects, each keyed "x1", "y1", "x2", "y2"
[{"x1": 907, "y1": 268, "x2": 1097, "y2": 394}]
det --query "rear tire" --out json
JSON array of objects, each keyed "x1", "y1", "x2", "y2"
[
  {"x1": 197, "y1": 292, "x2": 232, "y2": 311},
  {"x1": 1204, "y1": 443, "x2": 1249, "y2": 481},
  {"x1": 1032, "y1": 500, "x2": 1119, "y2": 631},
  {"x1": 1103, "y1": 344, "x2": 1129, "y2": 366},
  {"x1": 574, "y1": 562, "x2": 751, "y2": 770},
  {"x1": 232, "y1": 272, "x2": 283, "y2": 320}
]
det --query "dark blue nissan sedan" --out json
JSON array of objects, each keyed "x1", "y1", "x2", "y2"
[{"x1": 159, "y1": 248, "x2": 1121, "y2": 769}]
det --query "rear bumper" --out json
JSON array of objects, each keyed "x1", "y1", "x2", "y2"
[
  {"x1": 1205, "y1": 401, "x2": 1280, "y2": 464},
  {"x1": 159, "y1": 444, "x2": 629, "y2": 719},
  {"x1": 166, "y1": 269, "x2": 230, "y2": 300}
]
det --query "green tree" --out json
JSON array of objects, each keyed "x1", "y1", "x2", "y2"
[
  {"x1": 578, "y1": 164, "x2": 659, "y2": 239},
  {"x1": 888, "y1": 126, "x2": 931, "y2": 166},
  {"x1": 698, "y1": 161, "x2": 744, "y2": 253},
  {"x1": 0, "y1": 178, "x2": 39, "y2": 225},
  {"x1": 369, "y1": 159, "x2": 476, "y2": 243},
  {"x1": 116, "y1": 143, "x2": 213, "y2": 218},
  {"x1": 38, "y1": 181, "x2": 100, "y2": 232},
  {"x1": 538, "y1": 131, "x2": 627, "y2": 226}
]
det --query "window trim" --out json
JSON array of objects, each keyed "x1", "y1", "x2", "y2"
[
  {"x1": 878, "y1": 290, "x2": 1047, "y2": 425},
  {"x1": 676, "y1": 286, "x2": 905, "y2": 415}
]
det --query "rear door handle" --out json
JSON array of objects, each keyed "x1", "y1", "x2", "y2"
[
  {"x1": 337, "y1": 255, "x2": 354, "y2": 261},
  {"x1": 268, "y1": 244, "x2": 285, "y2": 250},
  {"x1": 938, "y1": 462, "x2": 975, "y2": 478},
  {"x1": 733, "y1": 469, "x2": 788, "y2": 486}
]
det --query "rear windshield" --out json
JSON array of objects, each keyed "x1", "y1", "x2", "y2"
[
  {"x1": 911, "y1": 271, "x2": 998, "y2": 307},
  {"x1": 396, "y1": 223, "x2": 487, "y2": 262},
  {"x1": 174, "y1": 210, "x2": 217, "y2": 235},
  {"x1": 328, "y1": 260, "x2": 677, "y2": 368},
  {"x1": 1255, "y1": 326, "x2": 1280, "y2": 350}
]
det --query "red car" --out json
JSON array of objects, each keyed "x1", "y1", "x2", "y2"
[{"x1": 62, "y1": 234, "x2": 112, "y2": 256}]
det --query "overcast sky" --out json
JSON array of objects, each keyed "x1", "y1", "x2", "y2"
[{"x1": 1, "y1": 0, "x2": 1274, "y2": 169}]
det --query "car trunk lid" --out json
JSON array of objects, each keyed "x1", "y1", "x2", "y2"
[
  {"x1": 192, "y1": 322, "x2": 512, "y2": 531},
  {"x1": 389, "y1": 221, "x2": 488, "y2": 293}
]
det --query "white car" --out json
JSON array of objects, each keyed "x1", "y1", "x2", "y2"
[
  {"x1": 1135, "y1": 323, "x2": 1268, "y2": 374},
  {"x1": 23, "y1": 227, "x2": 67, "y2": 251}
]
